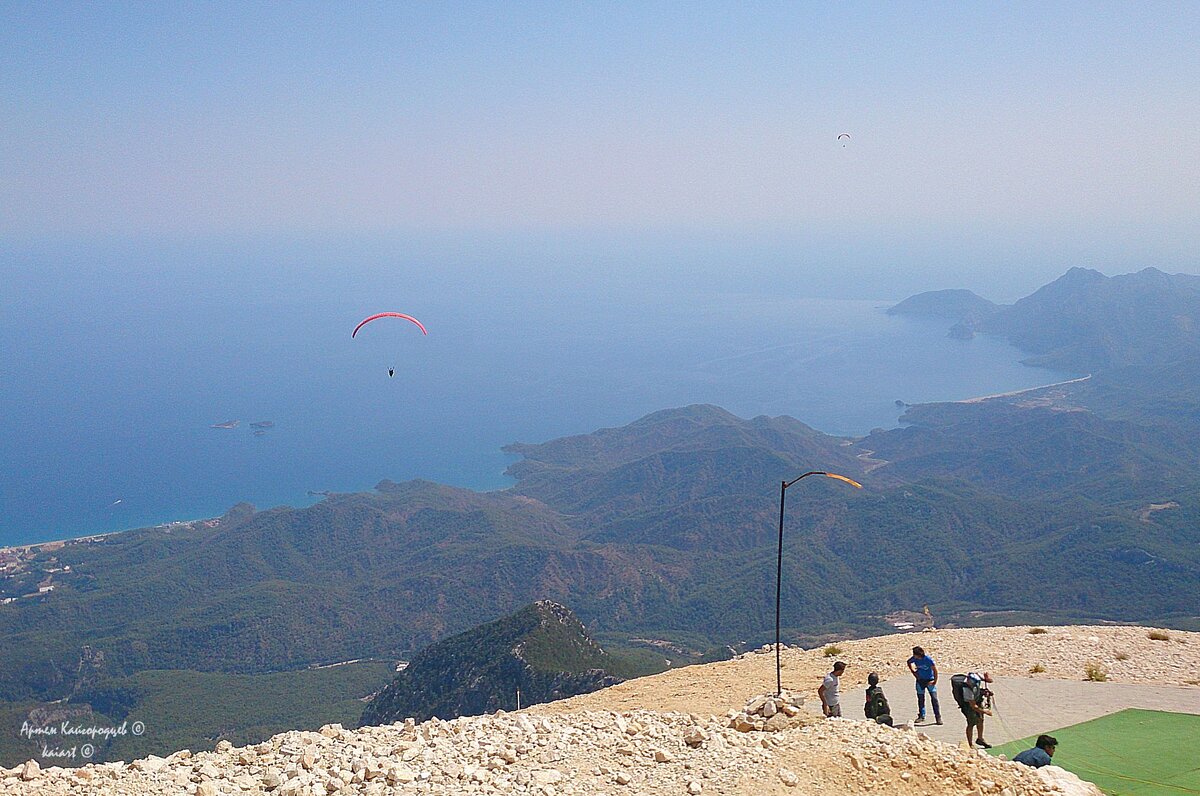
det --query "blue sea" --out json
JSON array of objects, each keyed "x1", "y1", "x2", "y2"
[{"x1": 0, "y1": 235, "x2": 1071, "y2": 546}]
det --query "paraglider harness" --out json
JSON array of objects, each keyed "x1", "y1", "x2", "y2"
[{"x1": 951, "y1": 673, "x2": 993, "y2": 712}]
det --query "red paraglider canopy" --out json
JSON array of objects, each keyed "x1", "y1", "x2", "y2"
[{"x1": 351, "y1": 313, "x2": 428, "y2": 338}]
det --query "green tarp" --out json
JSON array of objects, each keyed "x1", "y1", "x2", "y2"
[{"x1": 992, "y1": 709, "x2": 1200, "y2": 795}]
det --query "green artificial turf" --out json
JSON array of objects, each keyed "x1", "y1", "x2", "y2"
[{"x1": 991, "y1": 709, "x2": 1200, "y2": 795}]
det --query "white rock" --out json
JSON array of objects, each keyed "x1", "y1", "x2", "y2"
[{"x1": 133, "y1": 755, "x2": 169, "y2": 773}]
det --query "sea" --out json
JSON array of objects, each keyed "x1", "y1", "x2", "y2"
[{"x1": 0, "y1": 235, "x2": 1072, "y2": 547}]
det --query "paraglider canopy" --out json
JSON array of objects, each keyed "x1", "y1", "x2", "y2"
[
  {"x1": 352, "y1": 312, "x2": 428, "y2": 338},
  {"x1": 838, "y1": 133, "x2": 851, "y2": 148}
]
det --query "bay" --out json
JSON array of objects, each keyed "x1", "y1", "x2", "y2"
[{"x1": 0, "y1": 236, "x2": 1070, "y2": 546}]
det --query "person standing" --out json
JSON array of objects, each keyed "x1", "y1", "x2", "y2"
[
  {"x1": 819, "y1": 661, "x2": 847, "y2": 717},
  {"x1": 906, "y1": 645, "x2": 943, "y2": 725}
]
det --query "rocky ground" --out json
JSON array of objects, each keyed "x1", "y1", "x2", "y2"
[
  {"x1": 8, "y1": 624, "x2": 1197, "y2": 796},
  {"x1": 2, "y1": 708, "x2": 1097, "y2": 796}
]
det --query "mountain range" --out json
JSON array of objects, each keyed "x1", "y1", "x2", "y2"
[{"x1": 3, "y1": 266, "x2": 1200, "y2": 763}]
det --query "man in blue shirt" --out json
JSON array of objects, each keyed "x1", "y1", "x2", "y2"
[
  {"x1": 1013, "y1": 735, "x2": 1057, "y2": 768},
  {"x1": 906, "y1": 645, "x2": 942, "y2": 724}
]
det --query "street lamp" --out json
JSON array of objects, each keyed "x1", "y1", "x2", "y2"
[{"x1": 775, "y1": 471, "x2": 862, "y2": 695}]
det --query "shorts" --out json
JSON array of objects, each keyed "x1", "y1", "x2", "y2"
[{"x1": 961, "y1": 706, "x2": 983, "y2": 728}]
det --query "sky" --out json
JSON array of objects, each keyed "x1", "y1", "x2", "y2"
[{"x1": 2, "y1": 1, "x2": 1198, "y2": 256}]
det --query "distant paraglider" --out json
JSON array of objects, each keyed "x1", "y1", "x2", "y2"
[
  {"x1": 351, "y1": 312, "x2": 428, "y2": 338},
  {"x1": 838, "y1": 133, "x2": 851, "y2": 148},
  {"x1": 352, "y1": 312, "x2": 428, "y2": 378}
]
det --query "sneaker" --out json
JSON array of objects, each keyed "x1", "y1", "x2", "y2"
[
  {"x1": 935, "y1": 718, "x2": 943, "y2": 725},
  {"x1": 977, "y1": 740, "x2": 992, "y2": 749},
  {"x1": 915, "y1": 715, "x2": 925, "y2": 724}
]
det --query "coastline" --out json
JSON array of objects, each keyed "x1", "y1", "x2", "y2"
[
  {"x1": 956, "y1": 373, "x2": 1092, "y2": 403},
  {"x1": 4, "y1": 316, "x2": 1080, "y2": 554},
  {"x1": 1, "y1": 375, "x2": 1085, "y2": 553},
  {"x1": 0, "y1": 517, "x2": 221, "y2": 556}
]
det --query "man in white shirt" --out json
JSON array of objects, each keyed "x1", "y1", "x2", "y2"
[{"x1": 818, "y1": 661, "x2": 847, "y2": 717}]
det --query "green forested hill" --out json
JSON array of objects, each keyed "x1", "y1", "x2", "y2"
[{"x1": 360, "y1": 601, "x2": 632, "y2": 726}]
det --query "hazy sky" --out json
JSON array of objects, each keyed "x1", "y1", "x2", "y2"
[{"x1": 2, "y1": 2, "x2": 1198, "y2": 248}]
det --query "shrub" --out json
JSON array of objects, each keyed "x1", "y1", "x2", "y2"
[
  {"x1": 1148, "y1": 630, "x2": 1170, "y2": 642},
  {"x1": 1028, "y1": 627, "x2": 1048, "y2": 635},
  {"x1": 823, "y1": 645, "x2": 843, "y2": 657},
  {"x1": 1029, "y1": 663, "x2": 1046, "y2": 674},
  {"x1": 1114, "y1": 652, "x2": 1130, "y2": 661},
  {"x1": 1084, "y1": 662, "x2": 1108, "y2": 682}
]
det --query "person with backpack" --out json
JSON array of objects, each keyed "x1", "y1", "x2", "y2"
[
  {"x1": 906, "y1": 645, "x2": 943, "y2": 725},
  {"x1": 951, "y1": 671, "x2": 994, "y2": 748},
  {"x1": 864, "y1": 672, "x2": 893, "y2": 726}
]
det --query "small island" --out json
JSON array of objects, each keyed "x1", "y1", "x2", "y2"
[
  {"x1": 250, "y1": 421, "x2": 274, "y2": 429},
  {"x1": 210, "y1": 420, "x2": 240, "y2": 429}
]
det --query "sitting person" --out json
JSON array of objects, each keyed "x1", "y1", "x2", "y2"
[
  {"x1": 1013, "y1": 735, "x2": 1057, "y2": 768},
  {"x1": 864, "y1": 672, "x2": 893, "y2": 726}
]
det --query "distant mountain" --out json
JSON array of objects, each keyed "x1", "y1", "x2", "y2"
[
  {"x1": 986, "y1": 267, "x2": 1200, "y2": 371},
  {"x1": 891, "y1": 267, "x2": 1200, "y2": 372},
  {"x1": 505, "y1": 404, "x2": 866, "y2": 531},
  {"x1": 361, "y1": 601, "x2": 624, "y2": 726},
  {"x1": 887, "y1": 289, "x2": 1000, "y2": 321}
]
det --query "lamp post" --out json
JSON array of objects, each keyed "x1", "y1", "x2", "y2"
[{"x1": 775, "y1": 471, "x2": 862, "y2": 695}]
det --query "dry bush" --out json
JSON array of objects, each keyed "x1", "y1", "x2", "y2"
[
  {"x1": 1084, "y1": 662, "x2": 1108, "y2": 682},
  {"x1": 823, "y1": 645, "x2": 843, "y2": 657},
  {"x1": 1028, "y1": 627, "x2": 1048, "y2": 635},
  {"x1": 1148, "y1": 629, "x2": 1170, "y2": 641},
  {"x1": 1029, "y1": 663, "x2": 1047, "y2": 674}
]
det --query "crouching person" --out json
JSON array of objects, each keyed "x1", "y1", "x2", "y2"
[{"x1": 864, "y1": 672, "x2": 893, "y2": 726}]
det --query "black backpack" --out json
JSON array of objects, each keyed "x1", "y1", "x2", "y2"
[
  {"x1": 951, "y1": 673, "x2": 970, "y2": 708},
  {"x1": 865, "y1": 686, "x2": 890, "y2": 720}
]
